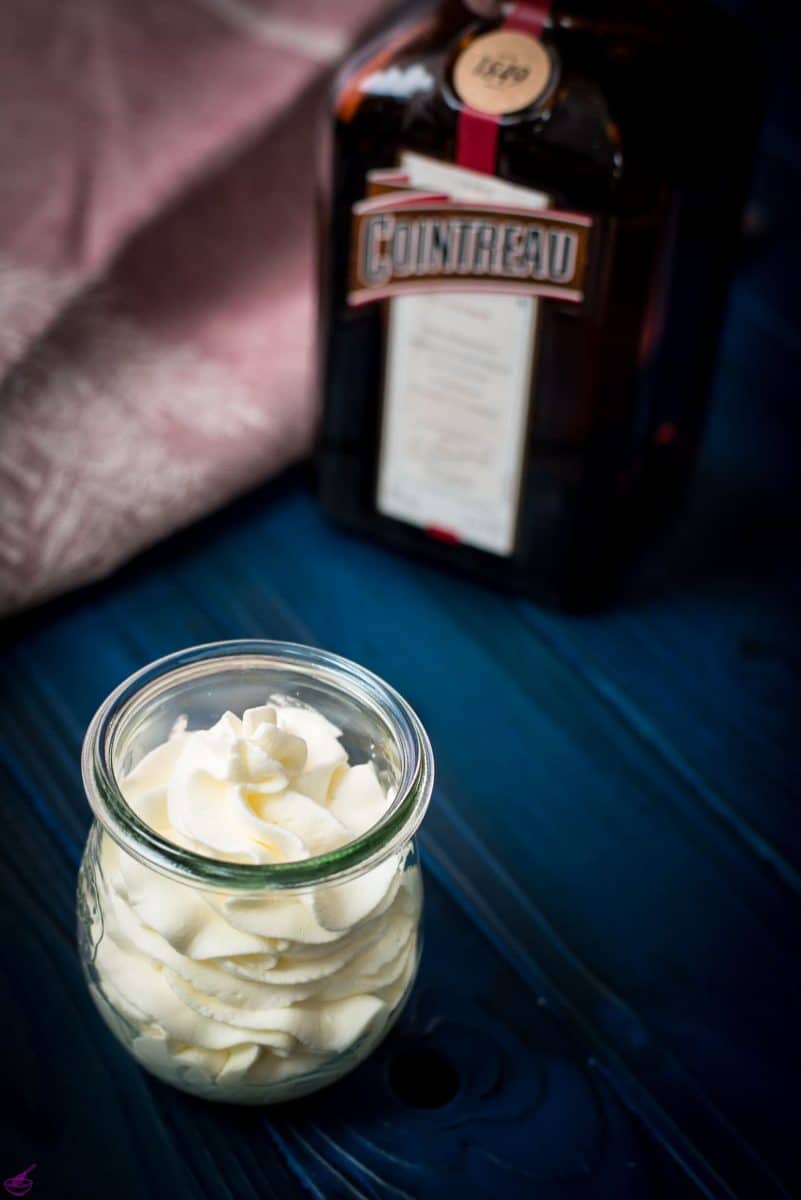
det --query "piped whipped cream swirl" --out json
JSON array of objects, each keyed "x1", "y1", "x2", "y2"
[{"x1": 90, "y1": 703, "x2": 421, "y2": 1100}]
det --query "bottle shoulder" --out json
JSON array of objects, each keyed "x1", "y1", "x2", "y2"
[
  {"x1": 331, "y1": 9, "x2": 445, "y2": 127},
  {"x1": 332, "y1": 30, "x2": 632, "y2": 206},
  {"x1": 328, "y1": 3, "x2": 755, "y2": 211}
]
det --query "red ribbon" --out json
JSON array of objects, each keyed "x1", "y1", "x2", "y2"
[{"x1": 455, "y1": 1, "x2": 553, "y2": 174}]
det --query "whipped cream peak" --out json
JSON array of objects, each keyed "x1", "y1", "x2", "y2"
[{"x1": 123, "y1": 701, "x2": 387, "y2": 866}]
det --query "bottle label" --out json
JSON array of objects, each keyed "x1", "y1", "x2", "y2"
[
  {"x1": 373, "y1": 153, "x2": 581, "y2": 557},
  {"x1": 453, "y1": 29, "x2": 552, "y2": 116},
  {"x1": 348, "y1": 192, "x2": 591, "y2": 307}
]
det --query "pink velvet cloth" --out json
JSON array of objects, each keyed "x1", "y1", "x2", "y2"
[{"x1": 0, "y1": 0, "x2": 390, "y2": 614}]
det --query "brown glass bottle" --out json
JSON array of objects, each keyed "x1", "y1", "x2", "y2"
[{"x1": 316, "y1": 0, "x2": 759, "y2": 609}]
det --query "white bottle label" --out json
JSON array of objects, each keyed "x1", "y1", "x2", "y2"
[{"x1": 375, "y1": 153, "x2": 550, "y2": 557}]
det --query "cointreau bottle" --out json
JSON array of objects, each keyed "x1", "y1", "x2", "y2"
[{"x1": 317, "y1": 0, "x2": 758, "y2": 608}]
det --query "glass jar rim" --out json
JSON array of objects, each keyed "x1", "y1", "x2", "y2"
[{"x1": 82, "y1": 640, "x2": 434, "y2": 893}]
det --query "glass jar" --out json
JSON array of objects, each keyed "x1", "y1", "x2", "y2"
[{"x1": 77, "y1": 640, "x2": 433, "y2": 1104}]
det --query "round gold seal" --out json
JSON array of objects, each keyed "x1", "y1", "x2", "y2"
[{"x1": 453, "y1": 29, "x2": 552, "y2": 116}]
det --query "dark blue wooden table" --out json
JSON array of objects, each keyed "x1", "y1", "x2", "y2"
[{"x1": 1, "y1": 14, "x2": 799, "y2": 1199}]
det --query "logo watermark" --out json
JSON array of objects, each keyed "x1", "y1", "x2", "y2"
[{"x1": 3, "y1": 1165, "x2": 36, "y2": 1197}]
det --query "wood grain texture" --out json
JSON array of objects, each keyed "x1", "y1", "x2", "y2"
[{"x1": 0, "y1": 410, "x2": 797, "y2": 1199}]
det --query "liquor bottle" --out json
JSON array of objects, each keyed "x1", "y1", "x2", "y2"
[{"x1": 316, "y1": 0, "x2": 759, "y2": 608}]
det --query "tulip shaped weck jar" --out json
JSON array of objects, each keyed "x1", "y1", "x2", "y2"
[{"x1": 77, "y1": 641, "x2": 433, "y2": 1103}]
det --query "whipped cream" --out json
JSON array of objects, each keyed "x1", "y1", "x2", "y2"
[{"x1": 90, "y1": 702, "x2": 421, "y2": 1101}]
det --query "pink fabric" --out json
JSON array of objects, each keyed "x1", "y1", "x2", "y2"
[{"x1": 0, "y1": 0, "x2": 390, "y2": 614}]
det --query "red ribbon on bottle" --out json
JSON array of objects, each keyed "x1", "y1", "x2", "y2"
[{"x1": 456, "y1": 0, "x2": 553, "y2": 173}]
